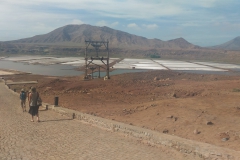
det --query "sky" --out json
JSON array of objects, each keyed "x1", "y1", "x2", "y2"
[{"x1": 0, "y1": 0, "x2": 240, "y2": 47}]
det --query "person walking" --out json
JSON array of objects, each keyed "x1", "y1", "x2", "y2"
[
  {"x1": 27, "y1": 86, "x2": 32, "y2": 103},
  {"x1": 20, "y1": 89, "x2": 27, "y2": 112},
  {"x1": 28, "y1": 87, "x2": 41, "y2": 122}
]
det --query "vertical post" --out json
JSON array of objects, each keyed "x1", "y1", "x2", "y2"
[
  {"x1": 91, "y1": 69, "x2": 93, "y2": 79},
  {"x1": 54, "y1": 97, "x2": 58, "y2": 106},
  {"x1": 98, "y1": 66, "x2": 100, "y2": 78},
  {"x1": 72, "y1": 113, "x2": 75, "y2": 119},
  {"x1": 96, "y1": 44, "x2": 99, "y2": 57},
  {"x1": 85, "y1": 43, "x2": 88, "y2": 79},
  {"x1": 106, "y1": 40, "x2": 110, "y2": 79}
]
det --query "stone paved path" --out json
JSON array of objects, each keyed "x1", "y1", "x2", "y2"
[{"x1": 0, "y1": 79, "x2": 198, "y2": 160}]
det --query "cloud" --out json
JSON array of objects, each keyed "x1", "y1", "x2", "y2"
[
  {"x1": 169, "y1": 0, "x2": 224, "y2": 8},
  {"x1": 180, "y1": 22, "x2": 201, "y2": 27},
  {"x1": 127, "y1": 23, "x2": 139, "y2": 29},
  {"x1": 0, "y1": 0, "x2": 233, "y2": 22},
  {"x1": 96, "y1": 20, "x2": 119, "y2": 28},
  {"x1": 142, "y1": 24, "x2": 158, "y2": 29},
  {"x1": 214, "y1": 21, "x2": 240, "y2": 31},
  {"x1": 0, "y1": 0, "x2": 239, "y2": 46},
  {"x1": 96, "y1": 20, "x2": 109, "y2": 27},
  {"x1": 71, "y1": 19, "x2": 84, "y2": 25},
  {"x1": 111, "y1": 21, "x2": 119, "y2": 27},
  {"x1": 0, "y1": 0, "x2": 188, "y2": 20}
]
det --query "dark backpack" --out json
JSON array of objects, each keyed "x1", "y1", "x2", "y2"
[{"x1": 20, "y1": 92, "x2": 26, "y2": 100}]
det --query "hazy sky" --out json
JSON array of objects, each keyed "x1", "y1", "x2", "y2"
[{"x1": 0, "y1": 0, "x2": 240, "y2": 46}]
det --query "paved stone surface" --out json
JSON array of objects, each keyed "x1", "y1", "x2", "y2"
[
  {"x1": 5, "y1": 81, "x2": 38, "y2": 85},
  {"x1": 0, "y1": 80, "x2": 198, "y2": 160}
]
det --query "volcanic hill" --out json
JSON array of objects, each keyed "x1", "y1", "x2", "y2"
[
  {"x1": 211, "y1": 36, "x2": 240, "y2": 50},
  {"x1": 6, "y1": 24, "x2": 199, "y2": 50}
]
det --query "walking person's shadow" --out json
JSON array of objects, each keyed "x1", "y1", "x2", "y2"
[{"x1": 38, "y1": 107, "x2": 73, "y2": 122}]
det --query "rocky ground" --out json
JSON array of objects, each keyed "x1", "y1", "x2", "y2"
[{"x1": 3, "y1": 69, "x2": 240, "y2": 151}]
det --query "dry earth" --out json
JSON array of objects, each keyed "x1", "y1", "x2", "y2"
[{"x1": 2, "y1": 69, "x2": 240, "y2": 151}]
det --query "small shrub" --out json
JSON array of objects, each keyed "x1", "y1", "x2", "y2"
[
  {"x1": 232, "y1": 88, "x2": 240, "y2": 92},
  {"x1": 150, "y1": 55, "x2": 161, "y2": 58}
]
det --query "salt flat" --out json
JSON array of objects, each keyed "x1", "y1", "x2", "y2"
[
  {"x1": 113, "y1": 59, "x2": 240, "y2": 71},
  {"x1": 3, "y1": 56, "x2": 55, "y2": 61},
  {"x1": 1, "y1": 56, "x2": 240, "y2": 72},
  {"x1": 193, "y1": 61, "x2": 240, "y2": 69}
]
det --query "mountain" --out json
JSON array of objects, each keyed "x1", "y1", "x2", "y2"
[
  {"x1": 6, "y1": 24, "x2": 199, "y2": 49},
  {"x1": 211, "y1": 36, "x2": 240, "y2": 50}
]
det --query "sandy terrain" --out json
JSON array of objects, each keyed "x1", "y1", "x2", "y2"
[
  {"x1": 2, "y1": 69, "x2": 240, "y2": 151},
  {"x1": 0, "y1": 70, "x2": 22, "y2": 75}
]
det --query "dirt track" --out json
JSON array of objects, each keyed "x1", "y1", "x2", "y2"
[{"x1": 3, "y1": 69, "x2": 240, "y2": 151}]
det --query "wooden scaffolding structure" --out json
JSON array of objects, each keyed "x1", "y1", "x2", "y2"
[{"x1": 84, "y1": 40, "x2": 110, "y2": 80}]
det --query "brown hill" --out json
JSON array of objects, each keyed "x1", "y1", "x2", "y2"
[
  {"x1": 7, "y1": 24, "x2": 199, "y2": 49},
  {"x1": 211, "y1": 36, "x2": 240, "y2": 50}
]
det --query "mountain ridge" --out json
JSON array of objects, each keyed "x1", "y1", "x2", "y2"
[
  {"x1": 211, "y1": 36, "x2": 240, "y2": 50},
  {"x1": 6, "y1": 24, "x2": 200, "y2": 50}
]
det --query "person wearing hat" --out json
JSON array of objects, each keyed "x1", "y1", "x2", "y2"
[{"x1": 20, "y1": 89, "x2": 27, "y2": 112}]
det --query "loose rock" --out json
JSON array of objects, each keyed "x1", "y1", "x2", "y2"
[
  {"x1": 193, "y1": 129, "x2": 200, "y2": 134},
  {"x1": 167, "y1": 115, "x2": 173, "y2": 118},
  {"x1": 163, "y1": 129, "x2": 168, "y2": 134},
  {"x1": 222, "y1": 138, "x2": 229, "y2": 141},
  {"x1": 206, "y1": 121, "x2": 213, "y2": 125}
]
